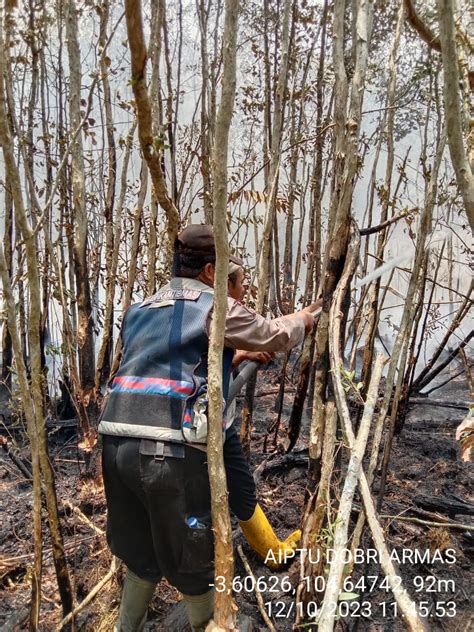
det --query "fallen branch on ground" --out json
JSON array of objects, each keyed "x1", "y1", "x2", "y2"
[
  {"x1": 55, "y1": 556, "x2": 118, "y2": 631},
  {"x1": 1, "y1": 535, "x2": 98, "y2": 573},
  {"x1": 237, "y1": 545, "x2": 276, "y2": 632},
  {"x1": 0, "y1": 435, "x2": 32, "y2": 480},
  {"x1": 408, "y1": 398, "x2": 471, "y2": 410},
  {"x1": 414, "y1": 494, "x2": 474, "y2": 517},
  {"x1": 381, "y1": 514, "x2": 474, "y2": 531},
  {"x1": 258, "y1": 450, "x2": 308, "y2": 475},
  {"x1": 63, "y1": 501, "x2": 105, "y2": 536},
  {"x1": 237, "y1": 387, "x2": 297, "y2": 398}
]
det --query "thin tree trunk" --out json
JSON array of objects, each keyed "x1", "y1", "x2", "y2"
[
  {"x1": 209, "y1": 0, "x2": 223, "y2": 144},
  {"x1": 281, "y1": 9, "x2": 299, "y2": 308},
  {"x1": 94, "y1": 0, "x2": 117, "y2": 391},
  {"x1": 308, "y1": 0, "x2": 329, "y2": 300},
  {"x1": 126, "y1": 162, "x2": 148, "y2": 311},
  {"x1": 1, "y1": 177, "x2": 13, "y2": 388},
  {"x1": 161, "y1": 0, "x2": 178, "y2": 204},
  {"x1": 39, "y1": 37, "x2": 53, "y2": 411},
  {"x1": 437, "y1": 0, "x2": 474, "y2": 230},
  {"x1": 66, "y1": 0, "x2": 96, "y2": 429},
  {"x1": 324, "y1": 229, "x2": 427, "y2": 632},
  {"x1": 206, "y1": 1, "x2": 240, "y2": 628},
  {"x1": 397, "y1": 244, "x2": 446, "y2": 431},
  {"x1": 256, "y1": 0, "x2": 292, "y2": 313},
  {"x1": 0, "y1": 29, "x2": 74, "y2": 620},
  {"x1": 299, "y1": 0, "x2": 374, "y2": 618},
  {"x1": 360, "y1": 0, "x2": 404, "y2": 387},
  {"x1": 309, "y1": 0, "x2": 373, "y2": 483},
  {"x1": 146, "y1": 0, "x2": 162, "y2": 296},
  {"x1": 318, "y1": 354, "x2": 385, "y2": 631},
  {"x1": 285, "y1": 0, "x2": 329, "y2": 451},
  {"x1": 124, "y1": 0, "x2": 180, "y2": 263},
  {"x1": 378, "y1": 130, "x2": 447, "y2": 508},
  {"x1": 197, "y1": 0, "x2": 213, "y2": 222},
  {"x1": 110, "y1": 160, "x2": 148, "y2": 377},
  {"x1": 411, "y1": 280, "x2": 472, "y2": 390},
  {"x1": 95, "y1": 122, "x2": 137, "y2": 391},
  {"x1": 0, "y1": 245, "x2": 43, "y2": 630},
  {"x1": 415, "y1": 329, "x2": 474, "y2": 392}
]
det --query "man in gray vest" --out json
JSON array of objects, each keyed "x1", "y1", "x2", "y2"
[{"x1": 100, "y1": 225, "x2": 321, "y2": 631}]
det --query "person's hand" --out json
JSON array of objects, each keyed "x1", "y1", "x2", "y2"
[
  {"x1": 232, "y1": 350, "x2": 275, "y2": 369},
  {"x1": 299, "y1": 298, "x2": 324, "y2": 333},
  {"x1": 245, "y1": 351, "x2": 275, "y2": 365},
  {"x1": 298, "y1": 311, "x2": 313, "y2": 334},
  {"x1": 302, "y1": 297, "x2": 324, "y2": 315}
]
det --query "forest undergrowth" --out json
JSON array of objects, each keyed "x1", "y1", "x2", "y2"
[{"x1": 1, "y1": 365, "x2": 472, "y2": 632}]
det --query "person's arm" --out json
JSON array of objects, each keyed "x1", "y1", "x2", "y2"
[{"x1": 222, "y1": 298, "x2": 323, "y2": 353}]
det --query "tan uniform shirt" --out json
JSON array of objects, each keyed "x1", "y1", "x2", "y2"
[{"x1": 165, "y1": 277, "x2": 306, "y2": 353}]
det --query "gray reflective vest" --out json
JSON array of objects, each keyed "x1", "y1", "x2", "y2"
[{"x1": 98, "y1": 285, "x2": 234, "y2": 445}]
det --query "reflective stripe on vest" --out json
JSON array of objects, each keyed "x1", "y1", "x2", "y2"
[{"x1": 99, "y1": 286, "x2": 234, "y2": 444}]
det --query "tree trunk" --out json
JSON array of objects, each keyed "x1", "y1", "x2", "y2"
[
  {"x1": 94, "y1": 0, "x2": 117, "y2": 392},
  {"x1": 437, "y1": 0, "x2": 474, "y2": 230},
  {"x1": 1, "y1": 180, "x2": 13, "y2": 388},
  {"x1": 197, "y1": 0, "x2": 214, "y2": 222},
  {"x1": 161, "y1": 0, "x2": 178, "y2": 204},
  {"x1": 378, "y1": 130, "x2": 447, "y2": 508},
  {"x1": 308, "y1": 0, "x2": 373, "y2": 484},
  {"x1": 411, "y1": 280, "x2": 472, "y2": 391},
  {"x1": 0, "y1": 30, "x2": 74, "y2": 621},
  {"x1": 322, "y1": 229, "x2": 427, "y2": 632},
  {"x1": 360, "y1": 0, "x2": 405, "y2": 387},
  {"x1": 95, "y1": 121, "x2": 137, "y2": 391},
  {"x1": 124, "y1": 0, "x2": 180, "y2": 264},
  {"x1": 66, "y1": 0, "x2": 96, "y2": 432},
  {"x1": 299, "y1": 0, "x2": 374, "y2": 619},
  {"x1": 207, "y1": 1, "x2": 240, "y2": 628},
  {"x1": 256, "y1": 0, "x2": 292, "y2": 313},
  {"x1": 0, "y1": 245, "x2": 43, "y2": 631},
  {"x1": 285, "y1": 0, "x2": 329, "y2": 451}
]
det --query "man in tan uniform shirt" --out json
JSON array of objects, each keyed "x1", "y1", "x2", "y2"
[{"x1": 102, "y1": 225, "x2": 321, "y2": 631}]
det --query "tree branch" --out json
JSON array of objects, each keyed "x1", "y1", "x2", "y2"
[
  {"x1": 359, "y1": 207, "x2": 418, "y2": 236},
  {"x1": 124, "y1": 0, "x2": 180, "y2": 260},
  {"x1": 404, "y1": 0, "x2": 441, "y2": 52},
  {"x1": 404, "y1": 0, "x2": 474, "y2": 90}
]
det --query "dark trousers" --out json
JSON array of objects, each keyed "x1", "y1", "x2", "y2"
[
  {"x1": 103, "y1": 436, "x2": 214, "y2": 594},
  {"x1": 102, "y1": 426, "x2": 256, "y2": 595}
]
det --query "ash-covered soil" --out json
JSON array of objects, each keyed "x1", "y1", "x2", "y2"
[{"x1": 0, "y1": 368, "x2": 472, "y2": 631}]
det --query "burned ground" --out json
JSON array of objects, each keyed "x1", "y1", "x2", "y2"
[{"x1": 0, "y1": 368, "x2": 472, "y2": 631}]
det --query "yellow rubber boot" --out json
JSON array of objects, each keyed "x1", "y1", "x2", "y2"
[{"x1": 239, "y1": 504, "x2": 301, "y2": 570}]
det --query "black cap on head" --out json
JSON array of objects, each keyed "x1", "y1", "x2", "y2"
[{"x1": 175, "y1": 224, "x2": 242, "y2": 265}]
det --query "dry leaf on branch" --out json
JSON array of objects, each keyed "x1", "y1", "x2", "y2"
[{"x1": 455, "y1": 412, "x2": 474, "y2": 462}]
